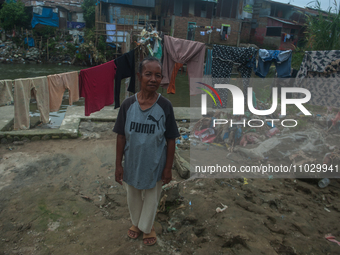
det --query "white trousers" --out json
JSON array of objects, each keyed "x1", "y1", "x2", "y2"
[{"x1": 124, "y1": 180, "x2": 162, "y2": 234}]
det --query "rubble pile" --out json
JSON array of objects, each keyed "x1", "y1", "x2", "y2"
[
  {"x1": 174, "y1": 109, "x2": 340, "y2": 179},
  {"x1": 0, "y1": 40, "x2": 26, "y2": 63}
]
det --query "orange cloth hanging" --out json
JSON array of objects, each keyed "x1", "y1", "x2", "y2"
[{"x1": 167, "y1": 62, "x2": 183, "y2": 94}]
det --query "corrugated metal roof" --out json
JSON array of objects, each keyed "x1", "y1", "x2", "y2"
[
  {"x1": 267, "y1": 16, "x2": 298, "y2": 25},
  {"x1": 99, "y1": 0, "x2": 155, "y2": 7}
]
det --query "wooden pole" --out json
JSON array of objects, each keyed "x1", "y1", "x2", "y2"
[
  {"x1": 115, "y1": 15, "x2": 117, "y2": 55},
  {"x1": 26, "y1": 29, "x2": 29, "y2": 49},
  {"x1": 123, "y1": 15, "x2": 126, "y2": 51},
  {"x1": 47, "y1": 38, "x2": 49, "y2": 61}
]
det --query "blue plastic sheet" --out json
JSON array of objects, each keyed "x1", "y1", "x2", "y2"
[
  {"x1": 31, "y1": 7, "x2": 59, "y2": 28},
  {"x1": 24, "y1": 37, "x2": 35, "y2": 47}
]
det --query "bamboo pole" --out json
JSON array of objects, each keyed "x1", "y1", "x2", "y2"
[
  {"x1": 26, "y1": 29, "x2": 28, "y2": 49},
  {"x1": 123, "y1": 15, "x2": 126, "y2": 50},
  {"x1": 47, "y1": 38, "x2": 49, "y2": 61}
]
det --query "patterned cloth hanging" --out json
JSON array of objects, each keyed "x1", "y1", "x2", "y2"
[{"x1": 212, "y1": 45, "x2": 258, "y2": 108}]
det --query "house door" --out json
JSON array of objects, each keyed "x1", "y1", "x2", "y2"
[{"x1": 187, "y1": 22, "x2": 196, "y2": 41}]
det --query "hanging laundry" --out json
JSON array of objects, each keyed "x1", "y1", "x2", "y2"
[
  {"x1": 167, "y1": 63, "x2": 184, "y2": 94},
  {"x1": 204, "y1": 49, "x2": 212, "y2": 75},
  {"x1": 106, "y1": 24, "x2": 116, "y2": 43},
  {"x1": 0, "y1": 80, "x2": 13, "y2": 106},
  {"x1": 14, "y1": 77, "x2": 49, "y2": 130},
  {"x1": 152, "y1": 38, "x2": 162, "y2": 60},
  {"x1": 212, "y1": 45, "x2": 258, "y2": 108},
  {"x1": 255, "y1": 49, "x2": 292, "y2": 78},
  {"x1": 216, "y1": 28, "x2": 221, "y2": 32},
  {"x1": 161, "y1": 35, "x2": 205, "y2": 95},
  {"x1": 295, "y1": 50, "x2": 340, "y2": 107},
  {"x1": 154, "y1": 39, "x2": 163, "y2": 60},
  {"x1": 47, "y1": 71, "x2": 79, "y2": 112},
  {"x1": 200, "y1": 31, "x2": 205, "y2": 36},
  {"x1": 114, "y1": 49, "x2": 135, "y2": 108},
  {"x1": 79, "y1": 60, "x2": 117, "y2": 116}
]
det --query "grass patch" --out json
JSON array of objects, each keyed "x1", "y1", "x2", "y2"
[{"x1": 36, "y1": 200, "x2": 63, "y2": 231}]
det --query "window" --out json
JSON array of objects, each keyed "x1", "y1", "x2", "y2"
[
  {"x1": 201, "y1": 3, "x2": 207, "y2": 18},
  {"x1": 266, "y1": 27, "x2": 282, "y2": 36}
]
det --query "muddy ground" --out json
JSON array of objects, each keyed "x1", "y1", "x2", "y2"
[{"x1": 1, "y1": 121, "x2": 340, "y2": 255}]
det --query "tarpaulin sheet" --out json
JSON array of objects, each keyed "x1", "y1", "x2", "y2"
[
  {"x1": 31, "y1": 7, "x2": 59, "y2": 28},
  {"x1": 24, "y1": 37, "x2": 35, "y2": 47}
]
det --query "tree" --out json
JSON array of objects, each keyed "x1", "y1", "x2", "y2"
[
  {"x1": 0, "y1": 0, "x2": 30, "y2": 31},
  {"x1": 82, "y1": 0, "x2": 96, "y2": 28}
]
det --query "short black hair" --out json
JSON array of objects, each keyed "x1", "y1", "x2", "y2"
[{"x1": 138, "y1": 56, "x2": 163, "y2": 74}]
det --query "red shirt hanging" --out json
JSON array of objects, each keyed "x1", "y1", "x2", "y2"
[{"x1": 79, "y1": 60, "x2": 117, "y2": 116}]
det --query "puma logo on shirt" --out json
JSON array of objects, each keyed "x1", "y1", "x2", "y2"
[
  {"x1": 147, "y1": 115, "x2": 164, "y2": 129},
  {"x1": 129, "y1": 115, "x2": 164, "y2": 134},
  {"x1": 130, "y1": 122, "x2": 156, "y2": 134}
]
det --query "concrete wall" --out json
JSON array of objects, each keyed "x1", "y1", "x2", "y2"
[{"x1": 105, "y1": 4, "x2": 152, "y2": 24}]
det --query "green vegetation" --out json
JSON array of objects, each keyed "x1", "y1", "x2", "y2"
[
  {"x1": 0, "y1": 0, "x2": 30, "y2": 31},
  {"x1": 82, "y1": 0, "x2": 96, "y2": 28},
  {"x1": 291, "y1": 0, "x2": 340, "y2": 69},
  {"x1": 304, "y1": 1, "x2": 340, "y2": 51}
]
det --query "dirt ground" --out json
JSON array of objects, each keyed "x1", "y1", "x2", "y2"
[{"x1": 1, "y1": 121, "x2": 340, "y2": 255}]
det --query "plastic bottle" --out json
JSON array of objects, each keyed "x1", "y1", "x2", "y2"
[{"x1": 318, "y1": 178, "x2": 330, "y2": 188}]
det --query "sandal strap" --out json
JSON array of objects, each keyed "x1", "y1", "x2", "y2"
[
  {"x1": 143, "y1": 227, "x2": 156, "y2": 239},
  {"x1": 129, "y1": 225, "x2": 141, "y2": 233}
]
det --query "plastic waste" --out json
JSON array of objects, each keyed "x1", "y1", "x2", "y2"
[{"x1": 318, "y1": 178, "x2": 330, "y2": 188}]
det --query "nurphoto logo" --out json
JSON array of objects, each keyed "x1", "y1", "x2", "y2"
[{"x1": 199, "y1": 82, "x2": 312, "y2": 128}]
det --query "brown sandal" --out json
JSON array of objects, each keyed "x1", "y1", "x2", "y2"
[
  {"x1": 127, "y1": 225, "x2": 141, "y2": 239},
  {"x1": 143, "y1": 227, "x2": 157, "y2": 246}
]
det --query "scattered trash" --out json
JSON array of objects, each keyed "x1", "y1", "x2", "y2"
[
  {"x1": 194, "y1": 128, "x2": 216, "y2": 143},
  {"x1": 324, "y1": 207, "x2": 331, "y2": 213},
  {"x1": 325, "y1": 234, "x2": 340, "y2": 246},
  {"x1": 243, "y1": 178, "x2": 248, "y2": 185},
  {"x1": 266, "y1": 127, "x2": 280, "y2": 138},
  {"x1": 267, "y1": 121, "x2": 275, "y2": 128},
  {"x1": 318, "y1": 178, "x2": 330, "y2": 188},
  {"x1": 216, "y1": 203, "x2": 228, "y2": 213},
  {"x1": 268, "y1": 175, "x2": 274, "y2": 180},
  {"x1": 239, "y1": 132, "x2": 260, "y2": 146}
]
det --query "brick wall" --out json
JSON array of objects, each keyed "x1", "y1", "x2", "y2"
[
  {"x1": 240, "y1": 22, "x2": 251, "y2": 43},
  {"x1": 160, "y1": 17, "x2": 172, "y2": 34},
  {"x1": 250, "y1": 17, "x2": 267, "y2": 45},
  {"x1": 171, "y1": 16, "x2": 244, "y2": 46}
]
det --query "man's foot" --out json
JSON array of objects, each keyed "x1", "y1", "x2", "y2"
[
  {"x1": 127, "y1": 226, "x2": 141, "y2": 239},
  {"x1": 143, "y1": 227, "x2": 157, "y2": 246}
]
